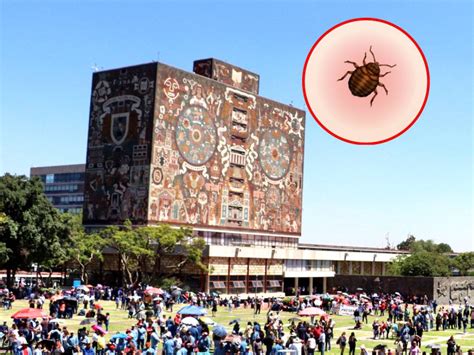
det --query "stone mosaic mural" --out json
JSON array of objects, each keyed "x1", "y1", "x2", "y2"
[
  {"x1": 83, "y1": 64, "x2": 156, "y2": 224},
  {"x1": 148, "y1": 63, "x2": 305, "y2": 235}
]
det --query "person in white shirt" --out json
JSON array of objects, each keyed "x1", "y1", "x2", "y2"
[{"x1": 289, "y1": 337, "x2": 303, "y2": 355}]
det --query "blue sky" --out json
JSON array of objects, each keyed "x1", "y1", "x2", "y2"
[{"x1": 1, "y1": 0, "x2": 472, "y2": 251}]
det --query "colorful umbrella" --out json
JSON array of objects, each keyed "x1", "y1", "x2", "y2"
[
  {"x1": 11, "y1": 308, "x2": 49, "y2": 319},
  {"x1": 177, "y1": 305, "x2": 207, "y2": 316},
  {"x1": 298, "y1": 307, "x2": 327, "y2": 317},
  {"x1": 92, "y1": 324, "x2": 107, "y2": 334},
  {"x1": 200, "y1": 317, "x2": 216, "y2": 326},
  {"x1": 145, "y1": 287, "x2": 164, "y2": 296},
  {"x1": 80, "y1": 318, "x2": 96, "y2": 325},
  {"x1": 212, "y1": 325, "x2": 227, "y2": 338},
  {"x1": 181, "y1": 317, "x2": 200, "y2": 326}
]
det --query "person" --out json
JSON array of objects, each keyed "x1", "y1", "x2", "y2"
[
  {"x1": 163, "y1": 332, "x2": 175, "y2": 355},
  {"x1": 212, "y1": 299, "x2": 218, "y2": 317},
  {"x1": 337, "y1": 332, "x2": 347, "y2": 354},
  {"x1": 289, "y1": 337, "x2": 302, "y2": 355},
  {"x1": 307, "y1": 334, "x2": 316, "y2": 355},
  {"x1": 197, "y1": 332, "x2": 211, "y2": 355},
  {"x1": 319, "y1": 331, "x2": 326, "y2": 355},
  {"x1": 447, "y1": 336, "x2": 456, "y2": 355},
  {"x1": 360, "y1": 344, "x2": 369, "y2": 355},
  {"x1": 348, "y1": 332, "x2": 357, "y2": 355},
  {"x1": 409, "y1": 341, "x2": 421, "y2": 355}
]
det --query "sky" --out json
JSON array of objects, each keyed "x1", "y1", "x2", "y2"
[{"x1": 1, "y1": 0, "x2": 472, "y2": 252}]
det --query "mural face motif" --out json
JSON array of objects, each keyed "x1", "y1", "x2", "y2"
[
  {"x1": 258, "y1": 128, "x2": 291, "y2": 180},
  {"x1": 175, "y1": 106, "x2": 217, "y2": 166},
  {"x1": 148, "y1": 64, "x2": 305, "y2": 235}
]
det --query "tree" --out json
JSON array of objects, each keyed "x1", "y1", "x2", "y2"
[
  {"x1": 396, "y1": 251, "x2": 451, "y2": 276},
  {"x1": 101, "y1": 222, "x2": 207, "y2": 286},
  {"x1": 397, "y1": 235, "x2": 416, "y2": 250},
  {"x1": 452, "y1": 252, "x2": 474, "y2": 276},
  {"x1": 0, "y1": 174, "x2": 70, "y2": 287},
  {"x1": 66, "y1": 214, "x2": 106, "y2": 284}
]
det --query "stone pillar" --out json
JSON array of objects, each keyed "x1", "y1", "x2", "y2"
[
  {"x1": 309, "y1": 277, "x2": 314, "y2": 295},
  {"x1": 323, "y1": 277, "x2": 327, "y2": 293},
  {"x1": 349, "y1": 261, "x2": 353, "y2": 275},
  {"x1": 372, "y1": 261, "x2": 376, "y2": 275}
]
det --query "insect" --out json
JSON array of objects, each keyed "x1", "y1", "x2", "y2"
[{"x1": 338, "y1": 46, "x2": 396, "y2": 106}]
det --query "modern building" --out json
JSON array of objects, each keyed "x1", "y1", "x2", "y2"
[
  {"x1": 83, "y1": 58, "x2": 402, "y2": 295},
  {"x1": 30, "y1": 164, "x2": 85, "y2": 214}
]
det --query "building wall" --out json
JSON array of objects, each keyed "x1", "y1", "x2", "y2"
[
  {"x1": 83, "y1": 64, "x2": 157, "y2": 225},
  {"x1": 31, "y1": 164, "x2": 85, "y2": 214},
  {"x1": 148, "y1": 63, "x2": 305, "y2": 236}
]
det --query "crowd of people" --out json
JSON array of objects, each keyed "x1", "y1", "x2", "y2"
[{"x1": 0, "y1": 285, "x2": 473, "y2": 355}]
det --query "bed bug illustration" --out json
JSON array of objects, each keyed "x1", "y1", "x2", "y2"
[{"x1": 337, "y1": 46, "x2": 396, "y2": 106}]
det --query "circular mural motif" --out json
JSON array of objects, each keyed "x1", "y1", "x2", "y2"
[
  {"x1": 258, "y1": 128, "x2": 291, "y2": 180},
  {"x1": 175, "y1": 105, "x2": 217, "y2": 165}
]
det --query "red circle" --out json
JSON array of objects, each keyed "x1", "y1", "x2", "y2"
[{"x1": 302, "y1": 18, "x2": 430, "y2": 145}]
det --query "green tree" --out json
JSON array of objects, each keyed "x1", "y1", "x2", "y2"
[
  {"x1": 396, "y1": 251, "x2": 451, "y2": 276},
  {"x1": 452, "y1": 252, "x2": 474, "y2": 276},
  {"x1": 66, "y1": 214, "x2": 106, "y2": 284},
  {"x1": 0, "y1": 174, "x2": 69, "y2": 287},
  {"x1": 101, "y1": 222, "x2": 207, "y2": 286},
  {"x1": 397, "y1": 235, "x2": 416, "y2": 250}
]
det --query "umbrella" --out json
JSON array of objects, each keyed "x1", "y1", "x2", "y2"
[
  {"x1": 229, "y1": 319, "x2": 241, "y2": 325},
  {"x1": 181, "y1": 317, "x2": 200, "y2": 326},
  {"x1": 177, "y1": 305, "x2": 207, "y2": 316},
  {"x1": 224, "y1": 334, "x2": 241, "y2": 344},
  {"x1": 92, "y1": 324, "x2": 107, "y2": 334},
  {"x1": 145, "y1": 287, "x2": 164, "y2": 296},
  {"x1": 298, "y1": 307, "x2": 327, "y2": 317},
  {"x1": 76, "y1": 285, "x2": 90, "y2": 292},
  {"x1": 356, "y1": 287, "x2": 364, "y2": 291},
  {"x1": 288, "y1": 317, "x2": 302, "y2": 322},
  {"x1": 171, "y1": 286, "x2": 183, "y2": 291},
  {"x1": 342, "y1": 292, "x2": 350, "y2": 297},
  {"x1": 213, "y1": 325, "x2": 227, "y2": 338},
  {"x1": 94, "y1": 303, "x2": 103, "y2": 310},
  {"x1": 38, "y1": 339, "x2": 55, "y2": 350},
  {"x1": 372, "y1": 293, "x2": 379, "y2": 298},
  {"x1": 110, "y1": 333, "x2": 128, "y2": 341},
  {"x1": 360, "y1": 295, "x2": 370, "y2": 300},
  {"x1": 314, "y1": 300, "x2": 322, "y2": 306},
  {"x1": 200, "y1": 317, "x2": 216, "y2": 326},
  {"x1": 394, "y1": 292, "x2": 401, "y2": 296},
  {"x1": 11, "y1": 308, "x2": 49, "y2": 319},
  {"x1": 80, "y1": 318, "x2": 96, "y2": 325},
  {"x1": 153, "y1": 297, "x2": 161, "y2": 301},
  {"x1": 49, "y1": 318, "x2": 64, "y2": 324}
]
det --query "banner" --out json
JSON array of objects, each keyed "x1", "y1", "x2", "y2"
[{"x1": 337, "y1": 305, "x2": 357, "y2": 316}]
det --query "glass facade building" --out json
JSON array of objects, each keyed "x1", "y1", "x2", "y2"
[{"x1": 30, "y1": 164, "x2": 85, "y2": 214}]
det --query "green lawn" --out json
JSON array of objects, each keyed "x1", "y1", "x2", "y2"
[{"x1": 2, "y1": 300, "x2": 473, "y2": 354}]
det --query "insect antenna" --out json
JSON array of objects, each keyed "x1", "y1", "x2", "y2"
[
  {"x1": 369, "y1": 46, "x2": 376, "y2": 62},
  {"x1": 379, "y1": 64, "x2": 397, "y2": 68}
]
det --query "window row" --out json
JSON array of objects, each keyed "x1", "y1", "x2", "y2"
[{"x1": 44, "y1": 184, "x2": 80, "y2": 192}]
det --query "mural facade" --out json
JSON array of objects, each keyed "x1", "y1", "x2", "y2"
[
  {"x1": 83, "y1": 59, "x2": 305, "y2": 236},
  {"x1": 84, "y1": 64, "x2": 156, "y2": 225},
  {"x1": 148, "y1": 63, "x2": 305, "y2": 235}
]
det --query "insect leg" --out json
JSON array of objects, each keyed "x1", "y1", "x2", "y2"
[
  {"x1": 379, "y1": 71, "x2": 391, "y2": 77},
  {"x1": 337, "y1": 71, "x2": 353, "y2": 81},
  {"x1": 379, "y1": 63, "x2": 397, "y2": 68},
  {"x1": 378, "y1": 82, "x2": 389, "y2": 95},
  {"x1": 344, "y1": 61, "x2": 359, "y2": 68},
  {"x1": 370, "y1": 89, "x2": 378, "y2": 106}
]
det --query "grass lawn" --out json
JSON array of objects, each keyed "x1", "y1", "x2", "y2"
[{"x1": 1, "y1": 300, "x2": 473, "y2": 354}]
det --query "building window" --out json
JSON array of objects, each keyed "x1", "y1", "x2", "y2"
[{"x1": 46, "y1": 174, "x2": 54, "y2": 183}]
